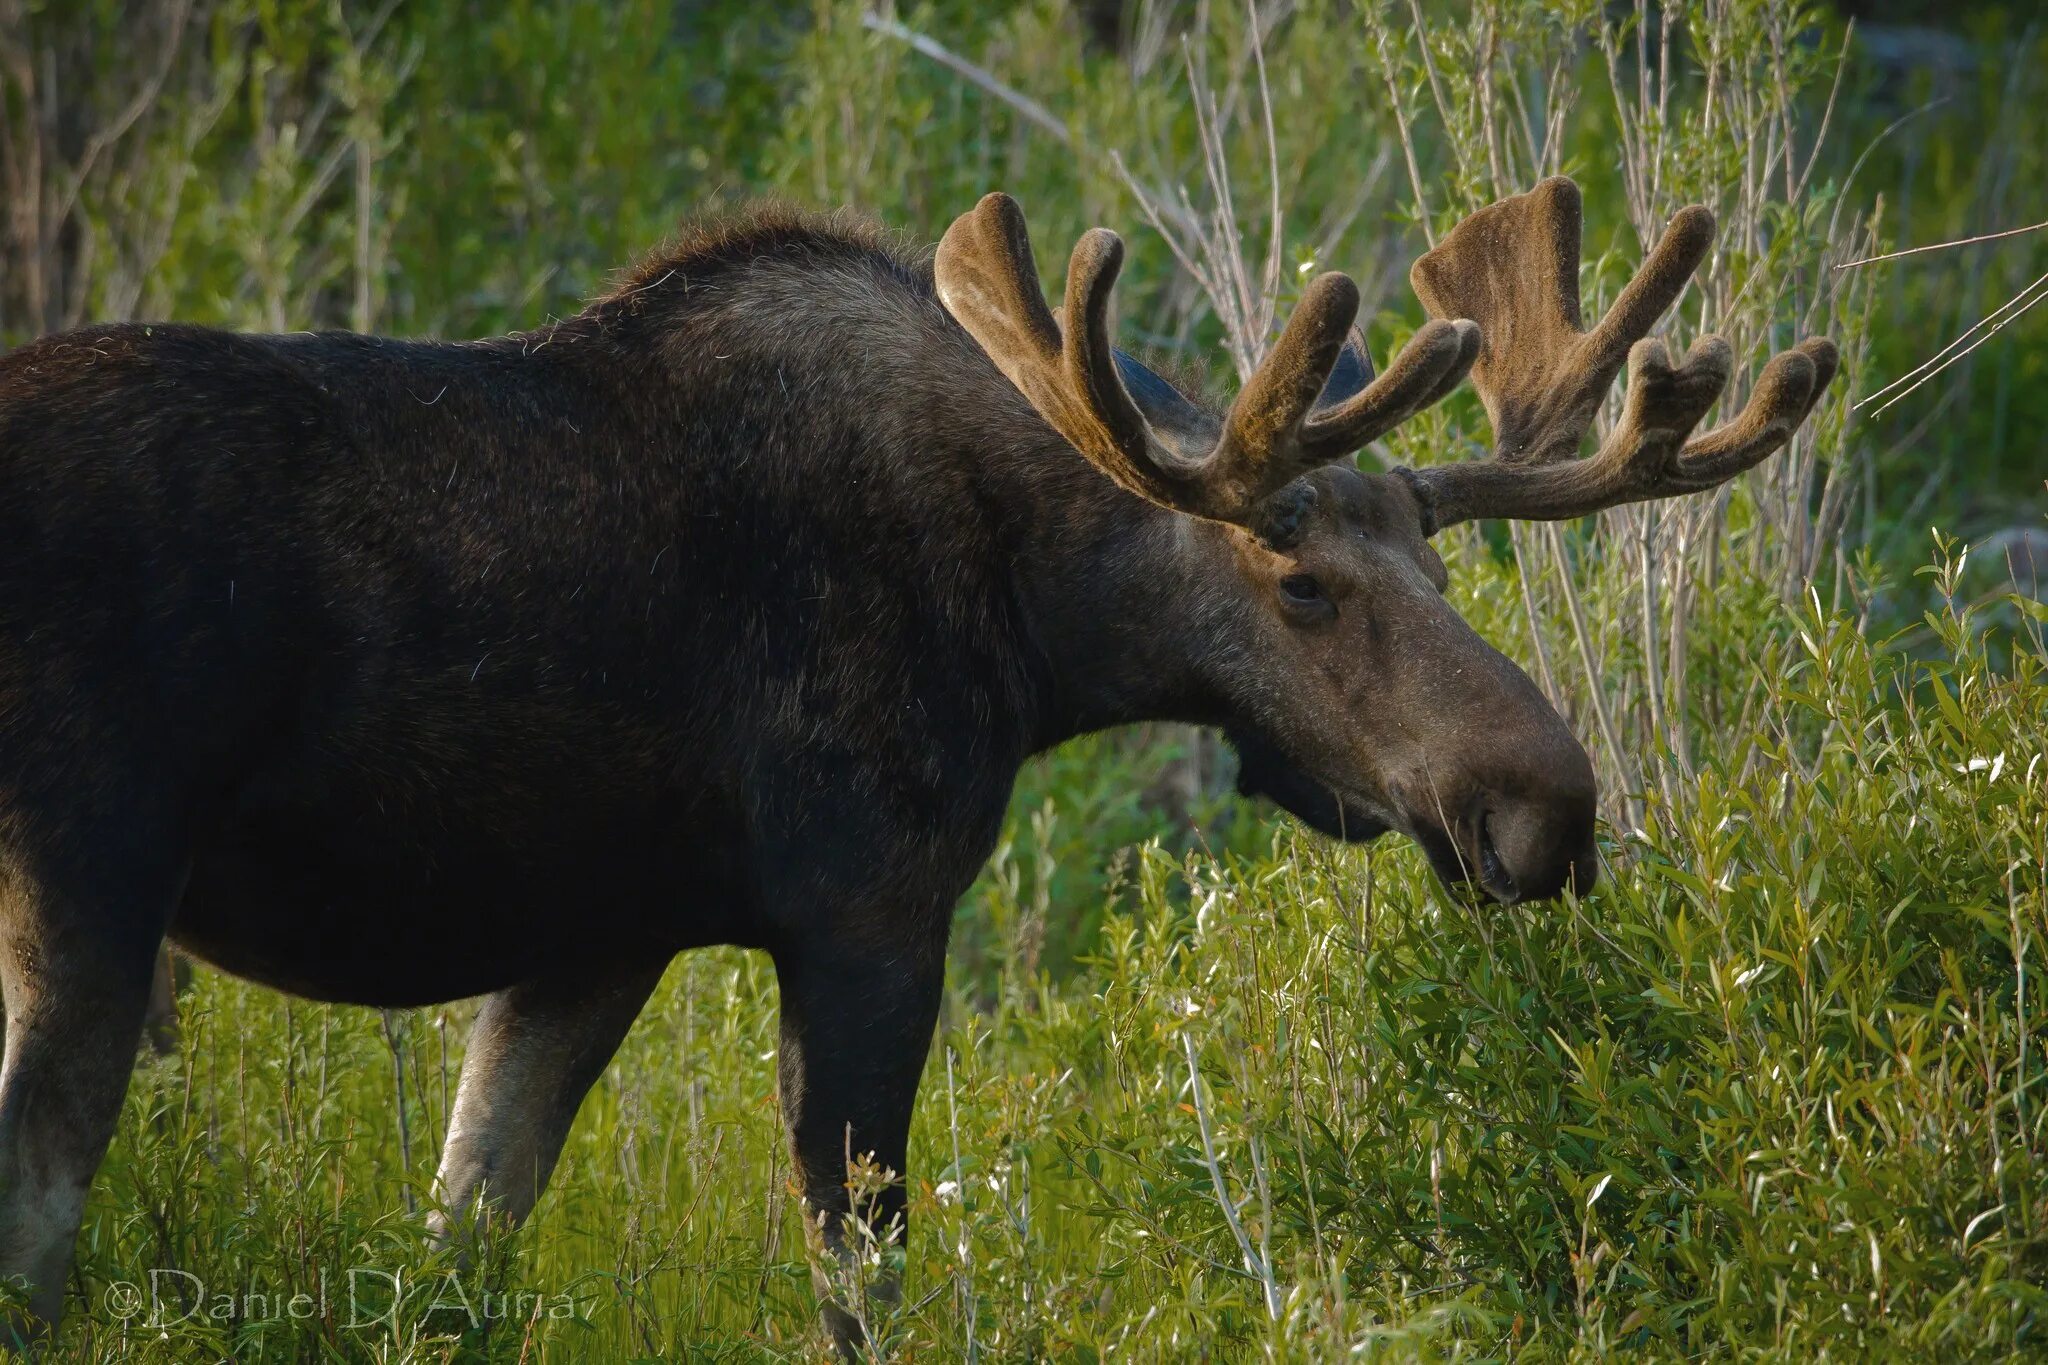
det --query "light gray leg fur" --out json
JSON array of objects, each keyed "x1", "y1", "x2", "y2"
[
  {"x1": 0, "y1": 881, "x2": 164, "y2": 1340},
  {"x1": 428, "y1": 961, "x2": 666, "y2": 1251}
]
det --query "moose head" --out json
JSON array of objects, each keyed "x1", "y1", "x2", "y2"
[{"x1": 937, "y1": 177, "x2": 1837, "y2": 903}]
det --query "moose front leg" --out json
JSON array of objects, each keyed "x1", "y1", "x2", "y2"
[
  {"x1": 773, "y1": 934, "x2": 946, "y2": 1356},
  {"x1": 429, "y1": 958, "x2": 667, "y2": 1255}
]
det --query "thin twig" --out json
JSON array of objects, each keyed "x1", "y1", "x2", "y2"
[
  {"x1": 1863, "y1": 269, "x2": 2048, "y2": 417},
  {"x1": 1835, "y1": 218, "x2": 2048, "y2": 270},
  {"x1": 379, "y1": 1009, "x2": 416, "y2": 1215},
  {"x1": 1249, "y1": 0, "x2": 1283, "y2": 338},
  {"x1": 859, "y1": 12, "x2": 1072, "y2": 146},
  {"x1": 1182, "y1": 1031, "x2": 1282, "y2": 1319}
]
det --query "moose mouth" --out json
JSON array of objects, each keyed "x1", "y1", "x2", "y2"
[{"x1": 1406, "y1": 812, "x2": 1520, "y2": 904}]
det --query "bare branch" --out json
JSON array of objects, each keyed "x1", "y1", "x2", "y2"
[
  {"x1": 858, "y1": 12, "x2": 1072, "y2": 147},
  {"x1": 1861, "y1": 268, "x2": 2048, "y2": 417},
  {"x1": 1836, "y1": 219, "x2": 2048, "y2": 271}
]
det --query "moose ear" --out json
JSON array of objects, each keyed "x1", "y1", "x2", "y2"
[
  {"x1": 1108, "y1": 335, "x2": 1377, "y2": 481},
  {"x1": 1111, "y1": 349, "x2": 1221, "y2": 458},
  {"x1": 1310, "y1": 327, "x2": 1375, "y2": 415}
]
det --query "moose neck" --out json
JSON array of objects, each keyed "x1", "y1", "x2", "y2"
[{"x1": 996, "y1": 437, "x2": 1245, "y2": 752}]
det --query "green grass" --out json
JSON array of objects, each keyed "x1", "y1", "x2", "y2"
[{"x1": 12, "y1": 544, "x2": 2041, "y2": 1363}]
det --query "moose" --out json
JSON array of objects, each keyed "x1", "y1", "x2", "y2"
[{"x1": 0, "y1": 176, "x2": 1832, "y2": 1346}]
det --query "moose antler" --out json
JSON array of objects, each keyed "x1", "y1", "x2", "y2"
[
  {"x1": 1400, "y1": 177, "x2": 1837, "y2": 530},
  {"x1": 936, "y1": 192, "x2": 1480, "y2": 526}
]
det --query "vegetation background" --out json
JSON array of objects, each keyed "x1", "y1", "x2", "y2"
[{"x1": 1, "y1": 0, "x2": 2043, "y2": 1358}]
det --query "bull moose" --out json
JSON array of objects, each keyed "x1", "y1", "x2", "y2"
[{"x1": 0, "y1": 176, "x2": 1833, "y2": 1347}]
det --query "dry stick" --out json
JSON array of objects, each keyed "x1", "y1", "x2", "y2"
[
  {"x1": 1641, "y1": 0, "x2": 1671, "y2": 212},
  {"x1": 1182, "y1": 1031, "x2": 1282, "y2": 1319},
  {"x1": 1700, "y1": 1, "x2": 1721, "y2": 145},
  {"x1": 1596, "y1": 19, "x2": 1641, "y2": 218},
  {"x1": 1867, "y1": 279, "x2": 2048, "y2": 418},
  {"x1": 104, "y1": 58, "x2": 239, "y2": 327},
  {"x1": 1202, "y1": 0, "x2": 1274, "y2": 148},
  {"x1": 1665, "y1": 514, "x2": 1697, "y2": 779},
  {"x1": 859, "y1": 13, "x2": 1071, "y2": 145},
  {"x1": 1248, "y1": 0, "x2": 1284, "y2": 335},
  {"x1": 1541, "y1": 52, "x2": 1571, "y2": 177},
  {"x1": 1805, "y1": 242, "x2": 1874, "y2": 579},
  {"x1": 1792, "y1": 20, "x2": 1853, "y2": 206},
  {"x1": 1509, "y1": 522, "x2": 1564, "y2": 707},
  {"x1": 353, "y1": 133, "x2": 375, "y2": 334},
  {"x1": 293, "y1": 0, "x2": 409, "y2": 157},
  {"x1": 3, "y1": 27, "x2": 49, "y2": 330},
  {"x1": 870, "y1": 12, "x2": 1201, "y2": 249},
  {"x1": 1476, "y1": 18, "x2": 1505, "y2": 197},
  {"x1": 15, "y1": 0, "x2": 190, "y2": 331},
  {"x1": 1637, "y1": 505, "x2": 1665, "y2": 778},
  {"x1": 1634, "y1": 0, "x2": 1649, "y2": 186},
  {"x1": 1307, "y1": 145, "x2": 1392, "y2": 285},
  {"x1": 1828, "y1": 102, "x2": 1945, "y2": 276},
  {"x1": 1859, "y1": 267, "x2": 2048, "y2": 415},
  {"x1": 1248, "y1": 1127, "x2": 1277, "y2": 1320},
  {"x1": 1116, "y1": 0, "x2": 1291, "y2": 409},
  {"x1": 1184, "y1": 38, "x2": 1257, "y2": 376},
  {"x1": 1837, "y1": 220, "x2": 2048, "y2": 271},
  {"x1": 945, "y1": 1049, "x2": 980, "y2": 1365},
  {"x1": 1655, "y1": 0, "x2": 1673, "y2": 204},
  {"x1": 1206, "y1": 55, "x2": 1263, "y2": 377},
  {"x1": 48, "y1": 0, "x2": 192, "y2": 233},
  {"x1": 1503, "y1": 46, "x2": 1543, "y2": 177},
  {"x1": 1403, "y1": 0, "x2": 1468, "y2": 185},
  {"x1": 1112, "y1": 150, "x2": 1220, "y2": 305},
  {"x1": 1768, "y1": 8, "x2": 1800, "y2": 207},
  {"x1": 1546, "y1": 524, "x2": 1637, "y2": 830},
  {"x1": 1368, "y1": 18, "x2": 1435, "y2": 247},
  {"x1": 379, "y1": 1009, "x2": 416, "y2": 1215},
  {"x1": 1893, "y1": 42, "x2": 2039, "y2": 404}
]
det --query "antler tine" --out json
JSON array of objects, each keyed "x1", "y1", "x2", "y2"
[
  {"x1": 1677, "y1": 336, "x2": 1839, "y2": 480},
  {"x1": 1212, "y1": 280, "x2": 1478, "y2": 500},
  {"x1": 1399, "y1": 176, "x2": 1837, "y2": 530},
  {"x1": 934, "y1": 194, "x2": 1200, "y2": 510},
  {"x1": 1292, "y1": 318, "x2": 1480, "y2": 466},
  {"x1": 937, "y1": 192, "x2": 1473, "y2": 527}
]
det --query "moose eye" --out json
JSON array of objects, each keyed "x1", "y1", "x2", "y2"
[{"x1": 1279, "y1": 573, "x2": 1324, "y2": 605}]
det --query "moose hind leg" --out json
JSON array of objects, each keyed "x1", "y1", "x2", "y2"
[
  {"x1": 0, "y1": 853, "x2": 177, "y2": 1338},
  {"x1": 429, "y1": 959, "x2": 667, "y2": 1254}
]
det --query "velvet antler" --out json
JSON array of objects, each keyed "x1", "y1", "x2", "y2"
[
  {"x1": 1399, "y1": 177, "x2": 1837, "y2": 530},
  {"x1": 935, "y1": 192, "x2": 1479, "y2": 526}
]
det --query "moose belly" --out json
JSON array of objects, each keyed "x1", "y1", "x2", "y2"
[{"x1": 168, "y1": 777, "x2": 753, "y2": 1007}]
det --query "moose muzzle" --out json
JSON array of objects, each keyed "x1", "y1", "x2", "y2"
[{"x1": 1399, "y1": 711, "x2": 1600, "y2": 905}]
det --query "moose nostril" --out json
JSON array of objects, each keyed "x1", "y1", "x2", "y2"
[{"x1": 1474, "y1": 813, "x2": 1520, "y2": 903}]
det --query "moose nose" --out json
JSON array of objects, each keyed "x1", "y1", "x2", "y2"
[
  {"x1": 1442, "y1": 733, "x2": 1600, "y2": 903},
  {"x1": 1470, "y1": 790, "x2": 1599, "y2": 903}
]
